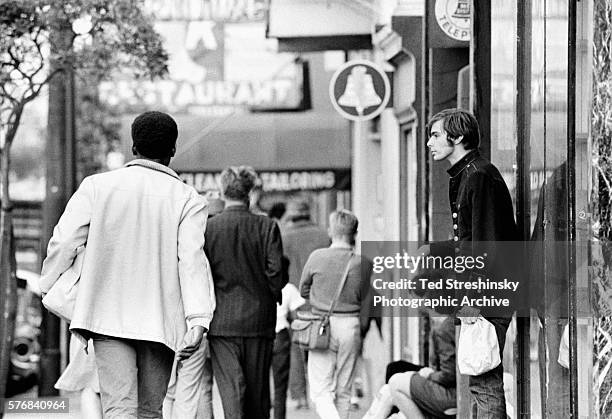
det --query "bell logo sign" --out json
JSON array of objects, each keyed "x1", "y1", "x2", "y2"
[{"x1": 329, "y1": 60, "x2": 390, "y2": 122}]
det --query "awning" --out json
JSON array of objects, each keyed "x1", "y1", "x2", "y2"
[
  {"x1": 267, "y1": 0, "x2": 374, "y2": 52},
  {"x1": 170, "y1": 111, "x2": 351, "y2": 173}
]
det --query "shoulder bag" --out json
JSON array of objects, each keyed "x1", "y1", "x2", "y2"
[{"x1": 291, "y1": 253, "x2": 354, "y2": 350}]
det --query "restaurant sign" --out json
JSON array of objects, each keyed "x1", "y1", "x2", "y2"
[
  {"x1": 99, "y1": 79, "x2": 296, "y2": 116},
  {"x1": 144, "y1": 0, "x2": 267, "y2": 22},
  {"x1": 99, "y1": 2, "x2": 301, "y2": 116}
]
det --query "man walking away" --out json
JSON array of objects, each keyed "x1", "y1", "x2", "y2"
[
  {"x1": 281, "y1": 198, "x2": 329, "y2": 409},
  {"x1": 205, "y1": 166, "x2": 285, "y2": 419},
  {"x1": 40, "y1": 111, "x2": 215, "y2": 418},
  {"x1": 300, "y1": 210, "x2": 373, "y2": 419}
]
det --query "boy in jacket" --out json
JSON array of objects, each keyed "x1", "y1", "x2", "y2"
[{"x1": 420, "y1": 108, "x2": 518, "y2": 418}]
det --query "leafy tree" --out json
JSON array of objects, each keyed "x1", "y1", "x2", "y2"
[
  {"x1": 75, "y1": 85, "x2": 122, "y2": 181},
  {"x1": 0, "y1": 0, "x2": 168, "y2": 404}
]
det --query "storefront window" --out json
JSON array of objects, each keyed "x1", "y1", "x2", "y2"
[
  {"x1": 526, "y1": 0, "x2": 573, "y2": 416},
  {"x1": 529, "y1": 0, "x2": 547, "y2": 416},
  {"x1": 490, "y1": 1, "x2": 519, "y2": 417},
  {"x1": 491, "y1": 1, "x2": 518, "y2": 204},
  {"x1": 541, "y1": 1, "x2": 571, "y2": 417},
  {"x1": 491, "y1": 0, "x2": 579, "y2": 416},
  {"x1": 575, "y1": 1, "x2": 593, "y2": 417},
  {"x1": 399, "y1": 124, "x2": 423, "y2": 363}
]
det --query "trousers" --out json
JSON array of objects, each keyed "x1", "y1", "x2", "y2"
[
  {"x1": 468, "y1": 317, "x2": 511, "y2": 419},
  {"x1": 209, "y1": 336, "x2": 274, "y2": 419},
  {"x1": 307, "y1": 316, "x2": 361, "y2": 419},
  {"x1": 93, "y1": 334, "x2": 174, "y2": 419}
]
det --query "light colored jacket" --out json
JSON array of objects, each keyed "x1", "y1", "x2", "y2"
[{"x1": 40, "y1": 159, "x2": 216, "y2": 351}]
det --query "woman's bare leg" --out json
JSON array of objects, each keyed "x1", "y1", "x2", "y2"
[{"x1": 388, "y1": 372, "x2": 426, "y2": 419}]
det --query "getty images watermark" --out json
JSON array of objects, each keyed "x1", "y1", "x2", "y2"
[
  {"x1": 3, "y1": 397, "x2": 70, "y2": 414},
  {"x1": 361, "y1": 241, "x2": 598, "y2": 318}
]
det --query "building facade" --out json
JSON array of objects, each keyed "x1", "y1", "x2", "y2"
[
  {"x1": 357, "y1": 0, "x2": 611, "y2": 417},
  {"x1": 106, "y1": 4, "x2": 353, "y2": 224}
]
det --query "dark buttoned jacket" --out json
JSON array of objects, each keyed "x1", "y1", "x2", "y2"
[
  {"x1": 204, "y1": 204, "x2": 285, "y2": 338},
  {"x1": 430, "y1": 150, "x2": 520, "y2": 315}
]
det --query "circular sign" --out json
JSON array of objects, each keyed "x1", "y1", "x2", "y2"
[
  {"x1": 435, "y1": 0, "x2": 471, "y2": 42},
  {"x1": 329, "y1": 59, "x2": 390, "y2": 122}
]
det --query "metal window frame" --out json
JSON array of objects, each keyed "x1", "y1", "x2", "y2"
[{"x1": 471, "y1": 0, "x2": 579, "y2": 416}]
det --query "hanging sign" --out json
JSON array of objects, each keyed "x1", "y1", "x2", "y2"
[
  {"x1": 434, "y1": 0, "x2": 471, "y2": 42},
  {"x1": 329, "y1": 59, "x2": 390, "y2": 122}
]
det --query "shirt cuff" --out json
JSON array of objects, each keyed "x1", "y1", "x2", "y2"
[{"x1": 186, "y1": 314, "x2": 212, "y2": 331}]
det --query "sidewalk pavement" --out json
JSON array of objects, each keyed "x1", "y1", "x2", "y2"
[
  {"x1": 5, "y1": 327, "x2": 385, "y2": 418},
  {"x1": 4, "y1": 388, "x2": 371, "y2": 418}
]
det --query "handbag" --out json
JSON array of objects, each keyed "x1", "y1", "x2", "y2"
[
  {"x1": 457, "y1": 316, "x2": 501, "y2": 375},
  {"x1": 291, "y1": 253, "x2": 354, "y2": 350},
  {"x1": 42, "y1": 246, "x2": 85, "y2": 323}
]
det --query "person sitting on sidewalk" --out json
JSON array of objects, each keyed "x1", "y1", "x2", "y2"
[{"x1": 364, "y1": 315, "x2": 457, "y2": 419}]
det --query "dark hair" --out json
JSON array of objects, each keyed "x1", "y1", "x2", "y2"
[
  {"x1": 285, "y1": 198, "x2": 311, "y2": 222},
  {"x1": 220, "y1": 166, "x2": 258, "y2": 202},
  {"x1": 131, "y1": 111, "x2": 178, "y2": 159},
  {"x1": 426, "y1": 108, "x2": 480, "y2": 150},
  {"x1": 268, "y1": 202, "x2": 286, "y2": 220}
]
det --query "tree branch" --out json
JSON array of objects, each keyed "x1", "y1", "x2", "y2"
[
  {"x1": 0, "y1": 85, "x2": 20, "y2": 106},
  {"x1": 6, "y1": 48, "x2": 32, "y2": 85},
  {"x1": 29, "y1": 29, "x2": 47, "y2": 78},
  {"x1": 3, "y1": 104, "x2": 24, "y2": 150}
]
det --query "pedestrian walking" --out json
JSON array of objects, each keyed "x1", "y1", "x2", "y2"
[
  {"x1": 164, "y1": 339, "x2": 215, "y2": 419},
  {"x1": 204, "y1": 166, "x2": 285, "y2": 419},
  {"x1": 282, "y1": 199, "x2": 330, "y2": 288},
  {"x1": 422, "y1": 108, "x2": 518, "y2": 417},
  {"x1": 272, "y1": 280, "x2": 306, "y2": 419},
  {"x1": 281, "y1": 198, "x2": 329, "y2": 409},
  {"x1": 54, "y1": 339, "x2": 102, "y2": 419},
  {"x1": 40, "y1": 111, "x2": 216, "y2": 418},
  {"x1": 164, "y1": 198, "x2": 224, "y2": 419},
  {"x1": 299, "y1": 209, "x2": 373, "y2": 419}
]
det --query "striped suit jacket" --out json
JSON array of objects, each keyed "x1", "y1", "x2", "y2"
[{"x1": 204, "y1": 205, "x2": 285, "y2": 338}]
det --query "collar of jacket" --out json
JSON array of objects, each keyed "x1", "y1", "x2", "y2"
[
  {"x1": 330, "y1": 242, "x2": 353, "y2": 250},
  {"x1": 125, "y1": 159, "x2": 182, "y2": 180},
  {"x1": 447, "y1": 149, "x2": 480, "y2": 178}
]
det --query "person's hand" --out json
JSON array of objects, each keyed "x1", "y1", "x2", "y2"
[
  {"x1": 405, "y1": 244, "x2": 431, "y2": 283},
  {"x1": 457, "y1": 305, "x2": 480, "y2": 324},
  {"x1": 419, "y1": 367, "x2": 434, "y2": 378},
  {"x1": 416, "y1": 244, "x2": 431, "y2": 257},
  {"x1": 177, "y1": 325, "x2": 205, "y2": 360}
]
